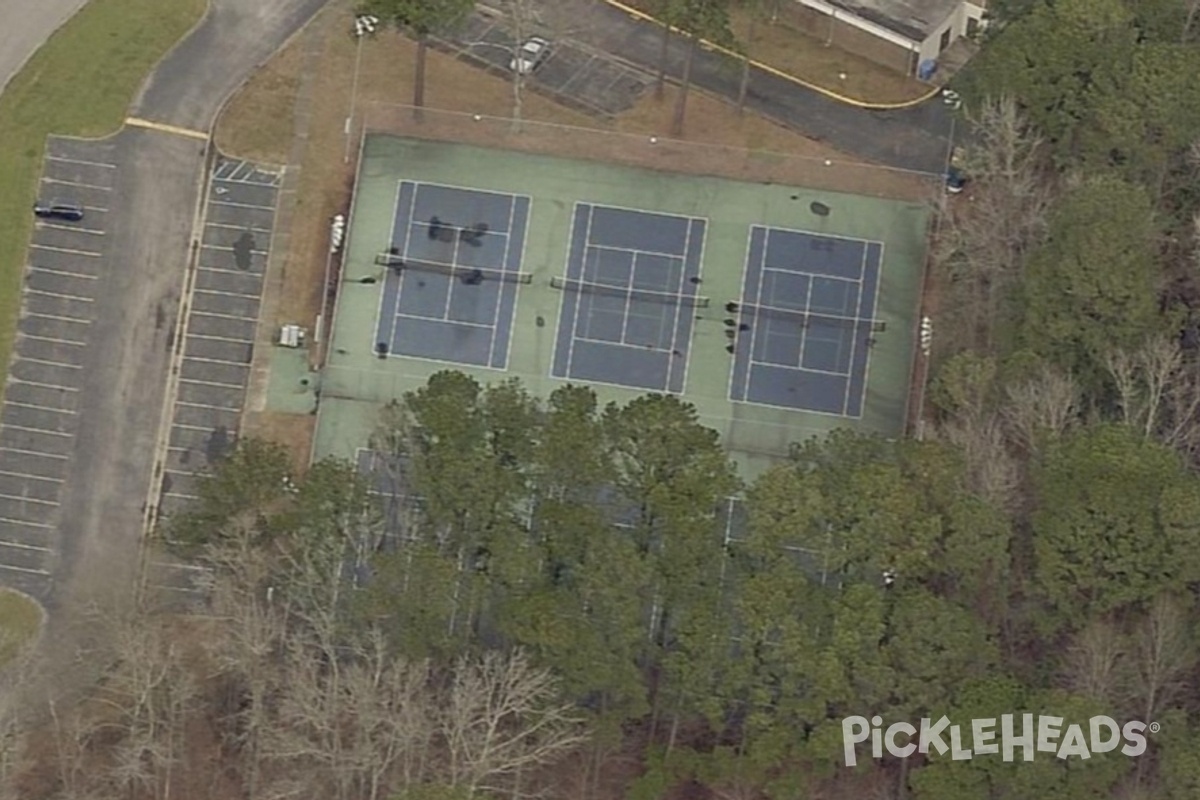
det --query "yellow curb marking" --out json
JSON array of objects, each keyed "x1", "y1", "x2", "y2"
[
  {"x1": 601, "y1": 0, "x2": 941, "y2": 110},
  {"x1": 124, "y1": 117, "x2": 209, "y2": 141}
]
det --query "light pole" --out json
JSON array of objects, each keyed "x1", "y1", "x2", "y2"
[{"x1": 344, "y1": 14, "x2": 378, "y2": 164}]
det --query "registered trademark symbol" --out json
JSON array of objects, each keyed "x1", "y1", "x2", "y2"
[{"x1": 1149, "y1": 722, "x2": 1161, "y2": 734}]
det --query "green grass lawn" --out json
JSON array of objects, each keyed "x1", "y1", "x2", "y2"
[
  {"x1": 0, "y1": 0, "x2": 208, "y2": 373},
  {"x1": 0, "y1": 590, "x2": 43, "y2": 664}
]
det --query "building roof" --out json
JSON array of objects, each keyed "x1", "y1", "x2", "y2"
[{"x1": 826, "y1": 0, "x2": 963, "y2": 42}]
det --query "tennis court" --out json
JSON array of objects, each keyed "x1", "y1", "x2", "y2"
[
  {"x1": 550, "y1": 203, "x2": 707, "y2": 393},
  {"x1": 373, "y1": 181, "x2": 531, "y2": 369},
  {"x1": 730, "y1": 226, "x2": 883, "y2": 416}
]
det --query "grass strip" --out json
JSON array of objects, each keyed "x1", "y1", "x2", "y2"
[{"x1": 0, "y1": 0, "x2": 208, "y2": 373}]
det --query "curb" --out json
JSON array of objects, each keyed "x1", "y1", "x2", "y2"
[{"x1": 600, "y1": 0, "x2": 940, "y2": 111}]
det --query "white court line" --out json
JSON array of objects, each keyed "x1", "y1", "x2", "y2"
[
  {"x1": 2, "y1": 400, "x2": 75, "y2": 416},
  {"x1": 0, "y1": 493, "x2": 57, "y2": 507},
  {"x1": 0, "y1": 447, "x2": 67, "y2": 460},
  {"x1": 179, "y1": 377, "x2": 246, "y2": 391},
  {"x1": 209, "y1": 199, "x2": 275, "y2": 212},
  {"x1": 392, "y1": 311, "x2": 492, "y2": 331},
  {"x1": 590, "y1": 243, "x2": 687, "y2": 261},
  {"x1": 191, "y1": 287, "x2": 262, "y2": 301},
  {"x1": 29, "y1": 244, "x2": 101, "y2": 258},
  {"x1": 0, "y1": 470, "x2": 62, "y2": 484},
  {"x1": 0, "y1": 564, "x2": 50, "y2": 576},
  {"x1": 175, "y1": 400, "x2": 242, "y2": 413},
  {"x1": 28, "y1": 265, "x2": 99, "y2": 280},
  {"x1": 38, "y1": 222, "x2": 106, "y2": 236},
  {"x1": 0, "y1": 424, "x2": 71, "y2": 438},
  {"x1": 0, "y1": 540, "x2": 53, "y2": 553},
  {"x1": 14, "y1": 356, "x2": 80, "y2": 370},
  {"x1": 186, "y1": 332, "x2": 254, "y2": 345},
  {"x1": 19, "y1": 332, "x2": 86, "y2": 347},
  {"x1": 26, "y1": 288, "x2": 93, "y2": 303},
  {"x1": 45, "y1": 155, "x2": 117, "y2": 169},
  {"x1": 23, "y1": 312, "x2": 91, "y2": 326},
  {"x1": 41, "y1": 176, "x2": 112, "y2": 192},
  {"x1": 10, "y1": 378, "x2": 79, "y2": 392},
  {"x1": 0, "y1": 518, "x2": 53, "y2": 530}
]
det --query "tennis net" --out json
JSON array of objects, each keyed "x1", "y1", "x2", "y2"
[
  {"x1": 549, "y1": 276, "x2": 710, "y2": 308},
  {"x1": 375, "y1": 253, "x2": 532, "y2": 284},
  {"x1": 737, "y1": 303, "x2": 886, "y2": 332}
]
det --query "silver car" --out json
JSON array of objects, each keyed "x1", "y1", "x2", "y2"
[{"x1": 509, "y1": 36, "x2": 551, "y2": 75}]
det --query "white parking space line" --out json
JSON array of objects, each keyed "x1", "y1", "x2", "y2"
[
  {"x1": 41, "y1": 177, "x2": 112, "y2": 192},
  {"x1": 170, "y1": 421, "x2": 229, "y2": 433},
  {"x1": 0, "y1": 517, "x2": 53, "y2": 529},
  {"x1": 16, "y1": 357, "x2": 80, "y2": 370},
  {"x1": 0, "y1": 471, "x2": 62, "y2": 484},
  {"x1": 179, "y1": 377, "x2": 246, "y2": 390},
  {"x1": 0, "y1": 447, "x2": 67, "y2": 460},
  {"x1": 10, "y1": 379, "x2": 79, "y2": 392},
  {"x1": 190, "y1": 309, "x2": 257, "y2": 323},
  {"x1": 200, "y1": 244, "x2": 270, "y2": 255},
  {"x1": 28, "y1": 266, "x2": 99, "y2": 280},
  {"x1": 24, "y1": 312, "x2": 91, "y2": 326},
  {"x1": 46, "y1": 155, "x2": 117, "y2": 169},
  {"x1": 84, "y1": 205, "x2": 109, "y2": 214},
  {"x1": 164, "y1": 490, "x2": 201, "y2": 502},
  {"x1": 192, "y1": 288, "x2": 263, "y2": 301},
  {"x1": 0, "y1": 540, "x2": 53, "y2": 553},
  {"x1": 197, "y1": 266, "x2": 265, "y2": 278},
  {"x1": 164, "y1": 465, "x2": 203, "y2": 478},
  {"x1": 209, "y1": 199, "x2": 276, "y2": 212},
  {"x1": 3, "y1": 401, "x2": 76, "y2": 415},
  {"x1": 187, "y1": 332, "x2": 254, "y2": 344},
  {"x1": 0, "y1": 494, "x2": 57, "y2": 507},
  {"x1": 0, "y1": 564, "x2": 50, "y2": 576},
  {"x1": 0, "y1": 425, "x2": 72, "y2": 438},
  {"x1": 176, "y1": 400, "x2": 241, "y2": 413},
  {"x1": 178, "y1": 355, "x2": 253, "y2": 368},
  {"x1": 27, "y1": 289, "x2": 93, "y2": 303},
  {"x1": 205, "y1": 222, "x2": 272, "y2": 234},
  {"x1": 29, "y1": 244, "x2": 102, "y2": 258},
  {"x1": 19, "y1": 333, "x2": 86, "y2": 347},
  {"x1": 37, "y1": 223, "x2": 105, "y2": 236}
]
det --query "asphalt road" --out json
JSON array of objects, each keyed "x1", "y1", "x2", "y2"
[
  {"x1": 0, "y1": 0, "x2": 328, "y2": 614},
  {"x1": 0, "y1": 0, "x2": 90, "y2": 94},
  {"x1": 560, "y1": 0, "x2": 953, "y2": 174}
]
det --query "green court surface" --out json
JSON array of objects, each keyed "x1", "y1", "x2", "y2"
[{"x1": 310, "y1": 135, "x2": 928, "y2": 479}]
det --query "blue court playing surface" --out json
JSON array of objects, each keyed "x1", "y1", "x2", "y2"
[
  {"x1": 550, "y1": 203, "x2": 707, "y2": 393},
  {"x1": 729, "y1": 226, "x2": 882, "y2": 416},
  {"x1": 374, "y1": 181, "x2": 531, "y2": 369}
]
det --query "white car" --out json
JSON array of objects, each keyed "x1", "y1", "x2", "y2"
[{"x1": 509, "y1": 36, "x2": 551, "y2": 75}]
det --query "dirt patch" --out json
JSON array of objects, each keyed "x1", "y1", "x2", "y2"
[
  {"x1": 213, "y1": 37, "x2": 306, "y2": 165},
  {"x1": 242, "y1": 411, "x2": 316, "y2": 474}
]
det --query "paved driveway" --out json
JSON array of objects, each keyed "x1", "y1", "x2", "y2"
[{"x1": 0, "y1": 0, "x2": 90, "y2": 93}]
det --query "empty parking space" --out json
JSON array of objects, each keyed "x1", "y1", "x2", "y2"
[
  {"x1": 157, "y1": 157, "x2": 279, "y2": 525},
  {"x1": 0, "y1": 136, "x2": 121, "y2": 587}
]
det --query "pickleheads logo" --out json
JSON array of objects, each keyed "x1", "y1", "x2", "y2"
[{"x1": 841, "y1": 715, "x2": 1157, "y2": 767}]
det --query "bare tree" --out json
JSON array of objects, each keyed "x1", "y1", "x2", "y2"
[
  {"x1": 934, "y1": 96, "x2": 1054, "y2": 352},
  {"x1": 1120, "y1": 593, "x2": 1194, "y2": 725},
  {"x1": 1060, "y1": 619, "x2": 1124, "y2": 705},
  {"x1": 938, "y1": 413, "x2": 1021, "y2": 511},
  {"x1": 1002, "y1": 365, "x2": 1079, "y2": 453},
  {"x1": 1106, "y1": 336, "x2": 1200, "y2": 459},
  {"x1": 439, "y1": 650, "x2": 587, "y2": 797}
]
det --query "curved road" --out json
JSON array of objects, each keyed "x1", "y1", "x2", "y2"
[{"x1": 0, "y1": 0, "x2": 91, "y2": 93}]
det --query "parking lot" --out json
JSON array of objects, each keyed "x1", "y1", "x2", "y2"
[
  {"x1": 452, "y1": 13, "x2": 650, "y2": 116},
  {"x1": 156, "y1": 157, "x2": 281, "y2": 518},
  {"x1": 0, "y1": 136, "x2": 117, "y2": 598}
]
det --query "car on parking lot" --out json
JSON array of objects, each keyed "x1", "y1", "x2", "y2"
[
  {"x1": 509, "y1": 36, "x2": 551, "y2": 75},
  {"x1": 33, "y1": 200, "x2": 85, "y2": 221}
]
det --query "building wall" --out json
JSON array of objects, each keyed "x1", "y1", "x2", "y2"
[
  {"x1": 917, "y1": 2, "x2": 987, "y2": 64},
  {"x1": 777, "y1": 0, "x2": 918, "y2": 75}
]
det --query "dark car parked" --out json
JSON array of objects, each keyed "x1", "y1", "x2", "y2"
[{"x1": 33, "y1": 200, "x2": 85, "y2": 221}]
